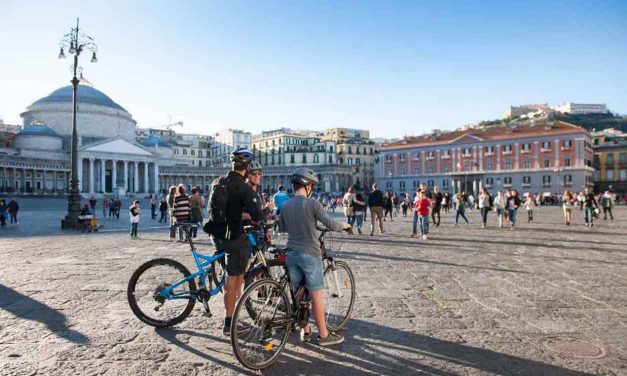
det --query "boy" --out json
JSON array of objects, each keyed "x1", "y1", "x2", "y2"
[
  {"x1": 416, "y1": 190, "x2": 432, "y2": 239},
  {"x1": 129, "y1": 200, "x2": 140, "y2": 239},
  {"x1": 279, "y1": 168, "x2": 351, "y2": 346}
]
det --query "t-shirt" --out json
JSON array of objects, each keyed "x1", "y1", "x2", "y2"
[{"x1": 415, "y1": 198, "x2": 430, "y2": 216}]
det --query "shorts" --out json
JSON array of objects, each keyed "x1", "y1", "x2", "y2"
[
  {"x1": 286, "y1": 252, "x2": 324, "y2": 292},
  {"x1": 214, "y1": 235, "x2": 250, "y2": 276}
]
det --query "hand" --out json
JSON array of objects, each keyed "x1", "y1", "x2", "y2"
[
  {"x1": 266, "y1": 201, "x2": 275, "y2": 211},
  {"x1": 242, "y1": 213, "x2": 251, "y2": 221}
]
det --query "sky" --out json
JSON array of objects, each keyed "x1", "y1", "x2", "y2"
[{"x1": 1, "y1": 0, "x2": 626, "y2": 139}]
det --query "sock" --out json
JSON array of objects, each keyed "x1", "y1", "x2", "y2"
[{"x1": 224, "y1": 317, "x2": 232, "y2": 328}]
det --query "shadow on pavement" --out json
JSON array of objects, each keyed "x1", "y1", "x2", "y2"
[{"x1": 0, "y1": 284, "x2": 89, "y2": 345}]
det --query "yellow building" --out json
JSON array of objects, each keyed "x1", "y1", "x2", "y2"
[
  {"x1": 323, "y1": 128, "x2": 378, "y2": 190},
  {"x1": 592, "y1": 128, "x2": 627, "y2": 193}
]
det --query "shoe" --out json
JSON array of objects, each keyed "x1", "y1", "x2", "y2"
[
  {"x1": 357, "y1": 228, "x2": 362, "y2": 234},
  {"x1": 423, "y1": 235, "x2": 428, "y2": 240},
  {"x1": 510, "y1": 226, "x2": 515, "y2": 230},
  {"x1": 410, "y1": 233, "x2": 416, "y2": 238},
  {"x1": 465, "y1": 223, "x2": 469, "y2": 227},
  {"x1": 300, "y1": 328, "x2": 312, "y2": 343},
  {"x1": 369, "y1": 232, "x2": 374, "y2": 236},
  {"x1": 481, "y1": 224, "x2": 485, "y2": 228},
  {"x1": 454, "y1": 223, "x2": 458, "y2": 226},
  {"x1": 318, "y1": 332, "x2": 344, "y2": 347},
  {"x1": 223, "y1": 325, "x2": 231, "y2": 336}
]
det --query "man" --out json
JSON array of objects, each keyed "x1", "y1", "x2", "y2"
[
  {"x1": 280, "y1": 168, "x2": 351, "y2": 346},
  {"x1": 582, "y1": 187, "x2": 598, "y2": 227},
  {"x1": 271, "y1": 185, "x2": 290, "y2": 215},
  {"x1": 431, "y1": 186, "x2": 443, "y2": 227},
  {"x1": 244, "y1": 161, "x2": 274, "y2": 220},
  {"x1": 89, "y1": 196, "x2": 97, "y2": 215},
  {"x1": 367, "y1": 183, "x2": 385, "y2": 235},
  {"x1": 7, "y1": 198, "x2": 19, "y2": 225},
  {"x1": 209, "y1": 148, "x2": 263, "y2": 335},
  {"x1": 600, "y1": 190, "x2": 614, "y2": 220}
]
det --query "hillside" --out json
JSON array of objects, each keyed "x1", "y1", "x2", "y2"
[{"x1": 554, "y1": 113, "x2": 627, "y2": 132}]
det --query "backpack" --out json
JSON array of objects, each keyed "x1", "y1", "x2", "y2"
[
  {"x1": 488, "y1": 194, "x2": 494, "y2": 208},
  {"x1": 203, "y1": 176, "x2": 230, "y2": 237}
]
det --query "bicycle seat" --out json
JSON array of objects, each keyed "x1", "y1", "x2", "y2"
[{"x1": 269, "y1": 246, "x2": 290, "y2": 254}]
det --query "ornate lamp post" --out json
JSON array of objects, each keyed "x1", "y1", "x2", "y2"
[{"x1": 59, "y1": 18, "x2": 98, "y2": 229}]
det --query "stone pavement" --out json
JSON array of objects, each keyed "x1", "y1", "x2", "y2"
[{"x1": 1, "y1": 201, "x2": 626, "y2": 375}]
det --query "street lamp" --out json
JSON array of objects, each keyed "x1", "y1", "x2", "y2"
[
  {"x1": 59, "y1": 18, "x2": 98, "y2": 230},
  {"x1": 553, "y1": 167, "x2": 563, "y2": 199}
]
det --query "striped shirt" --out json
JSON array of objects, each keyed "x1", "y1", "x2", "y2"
[{"x1": 173, "y1": 194, "x2": 191, "y2": 222}]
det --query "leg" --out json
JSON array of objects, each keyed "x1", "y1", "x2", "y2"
[
  {"x1": 377, "y1": 207, "x2": 384, "y2": 233},
  {"x1": 412, "y1": 212, "x2": 418, "y2": 234},
  {"x1": 310, "y1": 289, "x2": 329, "y2": 338},
  {"x1": 370, "y1": 209, "x2": 376, "y2": 235},
  {"x1": 455, "y1": 211, "x2": 460, "y2": 224}
]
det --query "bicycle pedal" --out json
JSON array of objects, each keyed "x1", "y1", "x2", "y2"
[{"x1": 202, "y1": 311, "x2": 213, "y2": 318}]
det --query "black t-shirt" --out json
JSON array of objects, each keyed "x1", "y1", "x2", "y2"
[
  {"x1": 433, "y1": 192, "x2": 443, "y2": 206},
  {"x1": 221, "y1": 171, "x2": 263, "y2": 240},
  {"x1": 367, "y1": 189, "x2": 385, "y2": 207}
]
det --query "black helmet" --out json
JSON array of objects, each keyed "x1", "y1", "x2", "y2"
[
  {"x1": 249, "y1": 160, "x2": 263, "y2": 172},
  {"x1": 292, "y1": 168, "x2": 319, "y2": 185},
  {"x1": 230, "y1": 147, "x2": 254, "y2": 165}
]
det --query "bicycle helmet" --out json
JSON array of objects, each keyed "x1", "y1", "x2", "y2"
[
  {"x1": 292, "y1": 168, "x2": 319, "y2": 185},
  {"x1": 230, "y1": 147, "x2": 255, "y2": 165},
  {"x1": 249, "y1": 160, "x2": 263, "y2": 172}
]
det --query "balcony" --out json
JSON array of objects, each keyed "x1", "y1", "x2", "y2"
[
  {"x1": 521, "y1": 149, "x2": 531, "y2": 154},
  {"x1": 502, "y1": 150, "x2": 512, "y2": 155},
  {"x1": 541, "y1": 148, "x2": 551, "y2": 152},
  {"x1": 561, "y1": 146, "x2": 572, "y2": 151},
  {"x1": 441, "y1": 154, "x2": 450, "y2": 159},
  {"x1": 463, "y1": 153, "x2": 472, "y2": 158},
  {"x1": 522, "y1": 183, "x2": 531, "y2": 188},
  {"x1": 484, "y1": 152, "x2": 494, "y2": 156}
]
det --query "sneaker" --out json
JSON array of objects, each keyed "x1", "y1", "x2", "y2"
[
  {"x1": 369, "y1": 232, "x2": 374, "y2": 236},
  {"x1": 222, "y1": 325, "x2": 231, "y2": 336},
  {"x1": 300, "y1": 328, "x2": 312, "y2": 343},
  {"x1": 510, "y1": 226, "x2": 515, "y2": 230},
  {"x1": 423, "y1": 235, "x2": 428, "y2": 240},
  {"x1": 318, "y1": 332, "x2": 344, "y2": 347},
  {"x1": 410, "y1": 233, "x2": 416, "y2": 238},
  {"x1": 357, "y1": 228, "x2": 362, "y2": 234}
]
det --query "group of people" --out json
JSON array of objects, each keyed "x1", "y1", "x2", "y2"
[
  {"x1": 80, "y1": 196, "x2": 123, "y2": 218},
  {"x1": 0, "y1": 198, "x2": 19, "y2": 227}
]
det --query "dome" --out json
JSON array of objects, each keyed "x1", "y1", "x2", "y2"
[
  {"x1": 142, "y1": 136, "x2": 171, "y2": 148},
  {"x1": 32, "y1": 85, "x2": 127, "y2": 112},
  {"x1": 18, "y1": 123, "x2": 62, "y2": 138}
]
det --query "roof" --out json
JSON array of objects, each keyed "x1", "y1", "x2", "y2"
[
  {"x1": 32, "y1": 85, "x2": 127, "y2": 112},
  {"x1": 381, "y1": 120, "x2": 588, "y2": 151},
  {"x1": 17, "y1": 124, "x2": 62, "y2": 138}
]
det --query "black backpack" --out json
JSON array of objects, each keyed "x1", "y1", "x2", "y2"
[{"x1": 203, "y1": 176, "x2": 230, "y2": 237}]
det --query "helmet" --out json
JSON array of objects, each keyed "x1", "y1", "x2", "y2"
[
  {"x1": 291, "y1": 168, "x2": 319, "y2": 186},
  {"x1": 230, "y1": 147, "x2": 254, "y2": 165},
  {"x1": 249, "y1": 160, "x2": 263, "y2": 172}
]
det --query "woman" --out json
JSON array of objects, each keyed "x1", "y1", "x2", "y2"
[
  {"x1": 102, "y1": 198, "x2": 109, "y2": 218},
  {"x1": 494, "y1": 191, "x2": 505, "y2": 227},
  {"x1": 384, "y1": 192, "x2": 394, "y2": 221},
  {"x1": 129, "y1": 200, "x2": 141, "y2": 240},
  {"x1": 342, "y1": 186, "x2": 356, "y2": 226},
  {"x1": 582, "y1": 187, "x2": 598, "y2": 227},
  {"x1": 166, "y1": 185, "x2": 178, "y2": 242},
  {"x1": 524, "y1": 192, "x2": 536, "y2": 223},
  {"x1": 189, "y1": 187, "x2": 205, "y2": 238},
  {"x1": 478, "y1": 188, "x2": 491, "y2": 228},
  {"x1": 454, "y1": 193, "x2": 469, "y2": 226},
  {"x1": 0, "y1": 199, "x2": 7, "y2": 227},
  {"x1": 353, "y1": 192, "x2": 367, "y2": 234},
  {"x1": 562, "y1": 190, "x2": 574, "y2": 225},
  {"x1": 507, "y1": 189, "x2": 521, "y2": 230},
  {"x1": 173, "y1": 184, "x2": 191, "y2": 242}
]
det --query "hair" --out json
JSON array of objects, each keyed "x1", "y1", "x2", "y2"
[
  {"x1": 0, "y1": 199, "x2": 5, "y2": 205},
  {"x1": 347, "y1": 186, "x2": 354, "y2": 193},
  {"x1": 419, "y1": 190, "x2": 427, "y2": 197},
  {"x1": 278, "y1": 185, "x2": 284, "y2": 191},
  {"x1": 372, "y1": 183, "x2": 379, "y2": 190},
  {"x1": 169, "y1": 185, "x2": 176, "y2": 195},
  {"x1": 176, "y1": 184, "x2": 186, "y2": 195},
  {"x1": 191, "y1": 186, "x2": 199, "y2": 194},
  {"x1": 133, "y1": 200, "x2": 140, "y2": 205}
]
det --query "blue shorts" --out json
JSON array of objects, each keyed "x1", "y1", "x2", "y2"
[{"x1": 286, "y1": 252, "x2": 324, "y2": 292}]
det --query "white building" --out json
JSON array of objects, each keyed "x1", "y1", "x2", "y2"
[
  {"x1": 212, "y1": 129, "x2": 252, "y2": 167},
  {"x1": 552, "y1": 103, "x2": 608, "y2": 115}
]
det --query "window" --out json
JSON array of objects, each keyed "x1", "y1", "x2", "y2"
[
  {"x1": 174, "y1": 148, "x2": 179, "y2": 155},
  {"x1": 328, "y1": 156, "x2": 333, "y2": 163},
  {"x1": 505, "y1": 159, "x2": 511, "y2": 170},
  {"x1": 347, "y1": 157, "x2": 353, "y2": 165},
  {"x1": 563, "y1": 140, "x2": 572, "y2": 149},
  {"x1": 542, "y1": 141, "x2": 551, "y2": 150},
  {"x1": 348, "y1": 147, "x2": 353, "y2": 154},
  {"x1": 524, "y1": 158, "x2": 530, "y2": 169},
  {"x1": 485, "y1": 146, "x2": 494, "y2": 155},
  {"x1": 463, "y1": 147, "x2": 471, "y2": 156},
  {"x1": 443, "y1": 179, "x2": 449, "y2": 188},
  {"x1": 542, "y1": 175, "x2": 551, "y2": 186},
  {"x1": 191, "y1": 150, "x2": 195, "y2": 156},
  {"x1": 594, "y1": 170, "x2": 600, "y2": 182},
  {"x1": 356, "y1": 158, "x2": 361, "y2": 165},
  {"x1": 400, "y1": 168, "x2": 405, "y2": 176},
  {"x1": 607, "y1": 153, "x2": 614, "y2": 164},
  {"x1": 607, "y1": 170, "x2": 614, "y2": 180},
  {"x1": 413, "y1": 180, "x2": 419, "y2": 188},
  {"x1": 443, "y1": 164, "x2": 449, "y2": 173},
  {"x1": 198, "y1": 150, "x2": 203, "y2": 157},
  {"x1": 399, "y1": 181, "x2": 406, "y2": 190},
  {"x1": 183, "y1": 149, "x2": 187, "y2": 155},
  {"x1": 386, "y1": 181, "x2": 392, "y2": 189},
  {"x1": 620, "y1": 169, "x2": 627, "y2": 181},
  {"x1": 427, "y1": 180, "x2": 434, "y2": 188},
  {"x1": 464, "y1": 161, "x2": 470, "y2": 171},
  {"x1": 487, "y1": 160, "x2": 493, "y2": 171},
  {"x1": 314, "y1": 154, "x2": 320, "y2": 163},
  {"x1": 399, "y1": 154, "x2": 405, "y2": 162},
  {"x1": 428, "y1": 164, "x2": 433, "y2": 174},
  {"x1": 486, "y1": 177, "x2": 494, "y2": 186},
  {"x1": 564, "y1": 157, "x2": 571, "y2": 167},
  {"x1": 198, "y1": 160, "x2": 202, "y2": 166},
  {"x1": 503, "y1": 145, "x2": 512, "y2": 154},
  {"x1": 522, "y1": 143, "x2": 531, "y2": 152},
  {"x1": 564, "y1": 174, "x2": 573, "y2": 185},
  {"x1": 620, "y1": 153, "x2": 627, "y2": 164},
  {"x1": 593, "y1": 154, "x2": 600, "y2": 165},
  {"x1": 544, "y1": 159, "x2": 550, "y2": 168},
  {"x1": 414, "y1": 167, "x2": 419, "y2": 175},
  {"x1": 504, "y1": 177, "x2": 512, "y2": 186},
  {"x1": 290, "y1": 154, "x2": 295, "y2": 164},
  {"x1": 522, "y1": 176, "x2": 531, "y2": 185}
]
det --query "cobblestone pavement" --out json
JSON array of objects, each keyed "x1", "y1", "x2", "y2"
[{"x1": 1, "y1": 201, "x2": 626, "y2": 375}]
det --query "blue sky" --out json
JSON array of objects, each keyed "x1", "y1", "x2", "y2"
[{"x1": 1, "y1": 0, "x2": 626, "y2": 138}]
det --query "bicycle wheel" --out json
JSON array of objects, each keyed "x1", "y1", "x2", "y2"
[
  {"x1": 231, "y1": 279, "x2": 292, "y2": 370},
  {"x1": 210, "y1": 254, "x2": 226, "y2": 291},
  {"x1": 243, "y1": 259, "x2": 285, "y2": 320},
  {"x1": 127, "y1": 258, "x2": 197, "y2": 328},
  {"x1": 323, "y1": 260, "x2": 356, "y2": 331}
]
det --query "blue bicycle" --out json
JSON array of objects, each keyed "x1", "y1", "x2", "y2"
[{"x1": 127, "y1": 222, "x2": 278, "y2": 328}]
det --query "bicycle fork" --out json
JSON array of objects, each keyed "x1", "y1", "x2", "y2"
[{"x1": 327, "y1": 261, "x2": 344, "y2": 299}]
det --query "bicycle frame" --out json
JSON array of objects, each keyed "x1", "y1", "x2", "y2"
[{"x1": 160, "y1": 248, "x2": 226, "y2": 300}]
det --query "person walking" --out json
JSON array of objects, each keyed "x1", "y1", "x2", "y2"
[
  {"x1": 383, "y1": 192, "x2": 393, "y2": 221},
  {"x1": 342, "y1": 186, "x2": 356, "y2": 227},
  {"x1": 166, "y1": 186, "x2": 177, "y2": 242},
  {"x1": 102, "y1": 198, "x2": 109, "y2": 218},
  {"x1": 582, "y1": 187, "x2": 598, "y2": 227},
  {"x1": 507, "y1": 189, "x2": 521, "y2": 230},
  {"x1": 600, "y1": 190, "x2": 614, "y2": 220},
  {"x1": 114, "y1": 198, "x2": 122, "y2": 219},
  {"x1": 524, "y1": 192, "x2": 536, "y2": 223},
  {"x1": 367, "y1": 183, "x2": 385, "y2": 236},
  {"x1": 173, "y1": 184, "x2": 191, "y2": 242},
  {"x1": 562, "y1": 190, "x2": 575, "y2": 225},
  {"x1": 454, "y1": 193, "x2": 469, "y2": 226},
  {"x1": 415, "y1": 190, "x2": 432, "y2": 239},
  {"x1": 7, "y1": 198, "x2": 19, "y2": 225},
  {"x1": 150, "y1": 195, "x2": 157, "y2": 220},
  {"x1": 478, "y1": 188, "x2": 491, "y2": 228},
  {"x1": 189, "y1": 187, "x2": 205, "y2": 238},
  {"x1": 400, "y1": 193, "x2": 409, "y2": 217},
  {"x1": 442, "y1": 192, "x2": 451, "y2": 214},
  {"x1": 108, "y1": 198, "x2": 115, "y2": 218},
  {"x1": 129, "y1": 200, "x2": 140, "y2": 239},
  {"x1": 89, "y1": 196, "x2": 97, "y2": 215},
  {"x1": 353, "y1": 192, "x2": 366, "y2": 234},
  {"x1": 0, "y1": 199, "x2": 8, "y2": 227},
  {"x1": 158, "y1": 197, "x2": 168, "y2": 222},
  {"x1": 494, "y1": 191, "x2": 505, "y2": 227},
  {"x1": 431, "y1": 186, "x2": 443, "y2": 227}
]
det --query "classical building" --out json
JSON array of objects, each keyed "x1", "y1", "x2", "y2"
[
  {"x1": 378, "y1": 119, "x2": 594, "y2": 196},
  {"x1": 212, "y1": 129, "x2": 252, "y2": 167},
  {"x1": 592, "y1": 128, "x2": 627, "y2": 193},
  {"x1": 322, "y1": 128, "x2": 378, "y2": 190},
  {"x1": 502, "y1": 104, "x2": 550, "y2": 119},
  {"x1": 552, "y1": 103, "x2": 608, "y2": 115}
]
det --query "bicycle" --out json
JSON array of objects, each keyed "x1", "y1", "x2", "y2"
[
  {"x1": 127, "y1": 221, "x2": 277, "y2": 328},
  {"x1": 230, "y1": 226, "x2": 356, "y2": 370}
]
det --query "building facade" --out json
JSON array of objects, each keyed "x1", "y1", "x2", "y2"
[
  {"x1": 322, "y1": 128, "x2": 379, "y2": 190},
  {"x1": 592, "y1": 128, "x2": 627, "y2": 193},
  {"x1": 502, "y1": 104, "x2": 550, "y2": 119},
  {"x1": 378, "y1": 120, "x2": 594, "y2": 196},
  {"x1": 212, "y1": 129, "x2": 252, "y2": 167},
  {"x1": 552, "y1": 103, "x2": 608, "y2": 115}
]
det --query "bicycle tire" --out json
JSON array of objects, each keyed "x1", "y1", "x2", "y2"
[
  {"x1": 210, "y1": 258, "x2": 225, "y2": 291},
  {"x1": 243, "y1": 258, "x2": 284, "y2": 319},
  {"x1": 323, "y1": 260, "x2": 356, "y2": 331},
  {"x1": 127, "y1": 258, "x2": 197, "y2": 328},
  {"x1": 231, "y1": 279, "x2": 292, "y2": 370}
]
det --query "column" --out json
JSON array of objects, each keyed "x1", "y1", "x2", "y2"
[
  {"x1": 436, "y1": 149, "x2": 441, "y2": 173},
  {"x1": 134, "y1": 162, "x2": 139, "y2": 194},
  {"x1": 554, "y1": 139, "x2": 560, "y2": 167},
  {"x1": 53, "y1": 170, "x2": 57, "y2": 193},
  {"x1": 154, "y1": 163, "x2": 159, "y2": 195},
  {"x1": 456, "y1": 179, "x2": 461, "y2": 194},
  {"x1": 112, "y1": 160, "x2": 118, "y2": 194},
  {"x1": 496, "y1": 145, "x2": 501, "y2": 171},
  {"x1": 143, "y1": 162, "x2": 149, "y2": 194},
  {"x1": 478, "y1": 146, "x2": 483, "y2": 171},
  {"x1": 123, "y1": 160, "x2": 129, "y2": 193},
  {"x1": 77, "y1": 159, "x2": 83, "y2": 193},
  {"x1": 534, "y1": 141, "x2": 540, "y2": 168},
  {"x1": 100, "y1": 159, "x2": 106, "y2": 193},
  {"x1": 472, "y1": 179, "x2": 477, "y2": 196},
  {"x1": 89, "y1": 158, "x2": 95, "y2": 193},
  {"x1": 479, "y1": 179, "x2": 483, "y2": 192},
  {"x1": 514, "y1": 143, "x2": 520, "y2": 170}
]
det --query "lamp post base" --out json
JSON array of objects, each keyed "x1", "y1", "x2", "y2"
[{"x1": 61, "y1": 191, "x2": 82, "y2": 230}]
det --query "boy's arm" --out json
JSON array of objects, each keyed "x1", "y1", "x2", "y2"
[{"x1": 313, "y1": 200, "x2": 344, "y2": 232}]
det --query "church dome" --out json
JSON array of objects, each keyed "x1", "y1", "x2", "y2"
[
  {"x1": 32, "y1": 85, "x2": 127, "y2": 112},
  {"x1": 18, "y1": 123, "x2": 62, "y2": 138}
]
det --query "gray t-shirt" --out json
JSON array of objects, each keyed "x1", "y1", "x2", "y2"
[{"x1": 279, "y1": 195, "x2": 344, "y2": 257}]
